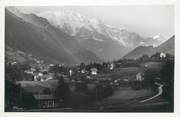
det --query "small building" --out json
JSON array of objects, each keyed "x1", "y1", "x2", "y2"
[
  {"x1": 91, "y1": 68, "x2": 98, "y2": 75},
  {"x1": 160, "y1": 52, "x2": 166, "y2": 58},
  {"x1": 34, "y1": 72, "x2": 43, "y2": 81},
  {"x1": 136, "y1": 72, "x2": 144, "y2": 81},
  {"x1": 34, "y1": 94, "x2": 61, "y2": 108},
  {"x1": 16, "y1": 80, "x2": 60, "y2": 109},
  {"x1": 109, "y1": 63, "x2": 114, "y2": 70},
  {"x1": 69, "y1": 69, "x2": 73, "y2": 76}
]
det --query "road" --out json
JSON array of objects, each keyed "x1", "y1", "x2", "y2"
[{"x1": 140, "y1": 82, "x2": 163, "y2": 103}]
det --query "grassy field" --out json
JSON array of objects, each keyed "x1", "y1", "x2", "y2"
[
  {"x1": 94, "y1": 66, "x2": 141, "y2": 81},
  {"x1": 106, "y1": 87, "x2": 154, "y2": 100},
  {"x1": 141, "y1": 61, "x2": 165, "y2": 71}
]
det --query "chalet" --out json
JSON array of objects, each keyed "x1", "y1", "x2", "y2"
[
  {"x1": 16, "y1": 80, "x2": 60, "y2": 109},
  {"x1": 136, "y1": 72, "x2": 144, "y2": 81},
  {"x1": 91, "y1": 68, "x2": 98, "y2": 75},
  {"x1": 34, "y1": 94, "x2": 61, "y2": 108},
  {"x1": 33, "y1": 72, "x2": 55, "y2": 82},
  {"x1": 34, "y1": 72, "x2": 43, "y2": 81},
  {"x1": 160, "y1": 52, "x2": 166, "y2": 58}
]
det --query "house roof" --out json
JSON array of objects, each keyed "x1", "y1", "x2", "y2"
[{"x1": 33, "y1": 94, "x2": 58, "y2": 100}]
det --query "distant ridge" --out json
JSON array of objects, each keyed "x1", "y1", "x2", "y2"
[
  {"x1": 123, "y1": 35, "x2": 174, "y2": 59},
  {"x1": 123, "y1": 46, "x2": 155, "y2": 59}
]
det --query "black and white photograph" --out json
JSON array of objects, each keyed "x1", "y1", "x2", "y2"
[{"x1": 4, "y1": 5, "x2": 175, "y2": 112}]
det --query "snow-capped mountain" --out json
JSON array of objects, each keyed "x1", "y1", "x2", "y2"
[
  {"x1": 38, "y1": 9, "x2": 165, "y2": 60},
  {"x1": 7, "y1": 7, "x2": 167, "y2": 61},
  {"x1": 38, "y1": 10, "x2": 163, "y2": 47},
  {"x1": 38, "y1": 10, "x2": 104, "y2": 36},
  {"x1": 38, "y1": 10, "x2": 138, "y2": 47},
  {"x1": 5, "y1": 8, "x2": 101, "y2": 64}
]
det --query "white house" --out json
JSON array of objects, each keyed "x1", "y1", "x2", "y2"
[
  {"x1": 160, "y1": 52, "x2": 166, "y2": 58},
  {"x1": 34, "y1": 72, "x2": 43, "y2": 81},
  {"x1": 136, "y1": 72, "x2": 144, "y2": 81},
  {"x1": 109, "y1": 63, "x2": 114, "y2": 70},
  {"x1": 91, "y1": 68, "x2": 98, "y2": 75},
  {"x1": 69, "y1": 69, "x2": 73, "y2": 76},
  {"x1": 81, "y1": 69, "x2": 86, "y2": 74}
]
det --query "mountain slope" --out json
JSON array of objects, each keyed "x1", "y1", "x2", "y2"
[
  {"x1": 156, "y1": 35, "x2": 174, "y2": 55},
  {"x1": 5, "y1": 9, "x2": 101, "y2": 64},
  {"x1": 123, "y1": 35, "x2": 174, "y2": 59},
  {"x1": 123, "y1": 46, "x2": 155, "y2": 59}
]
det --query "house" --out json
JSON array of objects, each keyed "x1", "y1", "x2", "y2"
[
  {"x1": 34, "y1": 72, "x2": 43, "y2": 81},
  {"x1": 33, "y1": 72, "x2": 55, "y2": 82},
  {"x1": 16, "y1": 80, "x2": 60, "y2": 109},
  {"x1": 34, "y1": 94, "x2": 61, "y2": 108},
  {"x1": 136, "y1": 72, "x2": 144, "y2": 81},
  {"x1": 109, "y1": 63, "x2": 114, "y2": 70},
  {"x1": 160, "y1": 52, "x2": 166, "y2": 58},
  {"x1": 69, "y1": 69, "x2": 73, "y2": 76},
  {"x1": 91, "y1": 68, "x2": 98, "y2": 75}
]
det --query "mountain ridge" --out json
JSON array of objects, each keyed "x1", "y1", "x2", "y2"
[
  {"x1": 36, "y1": 9, "x2": 168, "y2": 60},
  {"x1": 123, "y1": 35, "x2": 174, "y2": 59},
  {"x1": 6, "y1": 7, "x2": 172, "y2": 62},
  {"x1": 5, "y1": 8, "x2": 101, "y2": 64}
]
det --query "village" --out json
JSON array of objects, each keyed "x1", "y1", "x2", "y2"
[{"x1": 5, "y1": 52, "x2": 174, "y2": 111}]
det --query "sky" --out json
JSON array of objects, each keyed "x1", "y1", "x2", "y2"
[{"x1": 17, "y1": 6, "x2": 174, "y2": 39}]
